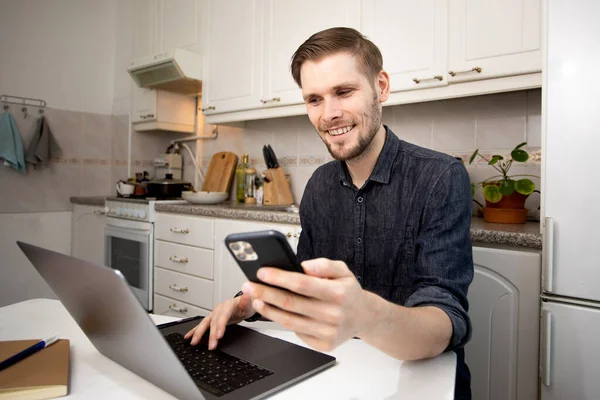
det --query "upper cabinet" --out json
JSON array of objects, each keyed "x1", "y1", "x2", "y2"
[
  {"x1": 362, "y1": 0, "x2": 448, "y2": 92},
  {"x1": 447, "y1": 0, "x2": 542, "y2": 82}
]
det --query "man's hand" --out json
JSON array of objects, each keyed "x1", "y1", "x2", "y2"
[
  {"x1": 241, "y1": 258, "x2": 378, "y2": 352},
  {"x1": 184, "y1": 292, "x2": 256, "y2": 350}
]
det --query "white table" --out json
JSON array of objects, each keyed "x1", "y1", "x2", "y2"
[{"x1": 0, "y1": 299, "x2": 456, "y2": 399}]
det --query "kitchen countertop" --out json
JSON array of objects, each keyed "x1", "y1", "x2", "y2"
[
  {"x1": 70, "y1": 196, "x2": 107, "y2": 206},
  {"x1": 155, "y1": 202, "x2": 542, "y2": 250}
]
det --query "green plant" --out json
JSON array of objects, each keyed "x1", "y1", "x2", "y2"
[{"x1": 469, "y1": 142, "x2": 540, "y2": 207}]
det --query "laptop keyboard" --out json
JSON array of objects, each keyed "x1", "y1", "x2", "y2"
[{"x1": 165, "y1": 332, "x2": 274, "y2": 397}]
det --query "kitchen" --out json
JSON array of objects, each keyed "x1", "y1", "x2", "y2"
[{"x1": 0, "y1": 0, "x2": 598, "y2": 399}]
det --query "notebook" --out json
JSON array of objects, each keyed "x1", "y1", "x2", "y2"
[{"x1": 0, "y1": 339, "x2": 70, "y2": 400}]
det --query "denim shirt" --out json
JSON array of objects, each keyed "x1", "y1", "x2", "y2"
[{"x1": 296, "y1": 126, "x2": 474, "y2": 399}]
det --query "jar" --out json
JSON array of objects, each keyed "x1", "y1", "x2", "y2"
[{"x1": 244, "y1": 167, "x2": 257, "y2": 204}]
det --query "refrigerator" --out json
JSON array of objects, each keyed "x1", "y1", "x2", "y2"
[{"x1": 540, "y1": 1, "x2": 600, "y2": 399}]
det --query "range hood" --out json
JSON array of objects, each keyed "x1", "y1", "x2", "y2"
[{"x1": 128, "y1": 48, "x2": 202, "y2": 95}]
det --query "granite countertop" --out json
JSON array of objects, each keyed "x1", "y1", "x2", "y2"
[
  {"x1": 69, "y1": 196, "x2": 107, "y2": 206},
  {"x1": 155, "y1": 202, "x2": 542, "y2": 250}
]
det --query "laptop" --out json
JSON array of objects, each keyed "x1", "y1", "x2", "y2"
[{"x1": 17, "y1": 241, "x2": 336, "y2": 400}]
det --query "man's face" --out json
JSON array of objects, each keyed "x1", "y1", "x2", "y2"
[{"x1": 300, "y1": 52, "x2": 383, "y2": 161}]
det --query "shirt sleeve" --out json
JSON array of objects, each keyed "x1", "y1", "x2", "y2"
[
  {"x1": 405, "y1": 162, "x2": 474, "y2": 351},
  {"x1": 296, "y1": 191, "x2": 314, "y2": 264}
]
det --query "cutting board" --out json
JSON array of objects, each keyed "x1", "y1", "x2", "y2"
[{"x1": 201, "y1": 151, "x2": 238, "y2": 193}]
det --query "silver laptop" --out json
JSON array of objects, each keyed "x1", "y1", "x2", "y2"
[{"x1": 18, "y1": 241, "x2": 336, "y2": 400}]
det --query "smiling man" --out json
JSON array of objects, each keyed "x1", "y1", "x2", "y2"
[{"x1": 186, "y1": 27, "x2": 474, "y2": 399}]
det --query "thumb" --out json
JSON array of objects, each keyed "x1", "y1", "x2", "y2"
[
  {"x1": 301, "y1": 258, "x2": 353, "y2": 279},
  {"x1": 236, "y1": 292, "x2": 255, "y2": 319}
]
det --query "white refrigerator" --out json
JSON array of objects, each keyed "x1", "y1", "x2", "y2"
[{"x1": 541, "y1": 1, "x2": 600, "y2": 399}]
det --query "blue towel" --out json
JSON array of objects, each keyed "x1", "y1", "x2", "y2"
[{"x1": 0, "y1": 112, "x2": 26, "y2": 173}]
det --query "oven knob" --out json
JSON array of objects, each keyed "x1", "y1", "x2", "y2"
[
  {"x1": 116, "y1": 207, "x2": 123, "y2": 215},
  {"x1": 138, "y1": 210, "x2": 147, "y2": 219},
  {"x1": 127, "y1": 209, "x2": 134, "y2": 217}
]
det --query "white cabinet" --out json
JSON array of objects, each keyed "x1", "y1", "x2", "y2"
[
  {"x1": 466, "y1": 246, "x2": 541, "y2": 400},
  {"x1": 448, "y1": 0, "x2": 541, "y2": 83},
  {"x1": 158, "y1": 0, "x2": 199, "y2": 54},
  {"x1": 71, "y1": 204, "x2": 106, "y2": 267},
  {"x1": 262, "y1": 0, "x2": 360, "y2": 106},
  {"x1": 132, "y1": 0, "x2": 158, "y2": 59},
  {"x1": 361, "y1": 0, "x2": 448, "y2": 92},
  {"x1": 213, "y1": 219, "x2": 300, "y2": 306}
]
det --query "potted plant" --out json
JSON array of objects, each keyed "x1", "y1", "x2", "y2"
[{"x1": 469, "y1": 142, "x2": 540, "y2": 224}]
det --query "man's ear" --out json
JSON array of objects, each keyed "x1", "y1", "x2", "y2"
[{"x1": 376, "y1": 70, "x2": 391, "y2": 103}]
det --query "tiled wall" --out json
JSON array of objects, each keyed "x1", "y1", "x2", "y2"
[{"x1": 198, "y1": 89, "x2": 542, "y2": 219}]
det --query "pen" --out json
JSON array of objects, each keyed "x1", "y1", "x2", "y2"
[{"x1": 0, "y1": 335, "x2": 59, "y2": 372}]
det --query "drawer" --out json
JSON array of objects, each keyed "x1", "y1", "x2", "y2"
[
  {"x1": 155, "y1": 267, "x2": 213, "y2": 309},
  {"x1": 155, "y1": 213, "x2": 214, "y2": 248},
  {"x1": 153, "y1": 294, "x2": 211, "y2": 318},
  {"x1": 155, "y1": 240, "x2": 214, "y2": 279}
]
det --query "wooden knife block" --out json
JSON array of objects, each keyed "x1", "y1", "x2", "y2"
[{"x1": 263, "y1": 167, "x2": 294, "y2": 206}]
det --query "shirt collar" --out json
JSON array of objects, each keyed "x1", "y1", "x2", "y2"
[{"x1": 338, "y1": 125, "x2": 400, "y2": 186}]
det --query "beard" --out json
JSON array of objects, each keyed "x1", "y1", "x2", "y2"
[{"x1": 319, "y1": 93, "x2": 382, "y2": 162}]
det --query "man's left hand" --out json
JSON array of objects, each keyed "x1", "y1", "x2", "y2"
[{"x1": 241, "y1": 258, "x2": 377, "y2": 352}]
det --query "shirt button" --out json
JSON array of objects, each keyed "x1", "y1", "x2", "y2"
[
  {"x1": 357, "y1": 275, "x2": 362, "y2": 283},
  {"x1": 356, "y1": 237, "x2": 362, "y2": 244},
  {"x1": 357, "y1": 197, "x2": 363, "y2": 203}
]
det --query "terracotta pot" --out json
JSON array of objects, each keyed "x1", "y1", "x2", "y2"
[{"x1": 481, "y1": 182, "x2": 530, "y2": 224}]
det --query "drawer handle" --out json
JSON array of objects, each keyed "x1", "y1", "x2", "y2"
[
  {"x1": 412, "y1": 75, "x2": 443, "y2": 84},
  {"x1": 169, "y1": 284, "x2": 189, "y2": 293},
  {"x1": 448, "y1": 66, "x2": 482, "y2": 77},
  {"x1": 285, "y1": 232, "x2": 292, "y2": 238},
  {"x1": 260, "y1": 97, "x2": 281, "y2": 104},
  {"x1": 201, "y1": 106, "x2": 216, "y2": 111},
  {"x1": 169, "y1": 303, "x2": 188, "y2": 313},
  {"x1": 169, "y1": 256, "x2": 189, "y2": 264},
  {"x1": 170, "y1": 227, "x2": 189, "y2": 234}
]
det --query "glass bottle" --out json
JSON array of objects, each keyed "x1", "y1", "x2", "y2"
[
  {"x1": 236, "y1": 154, "x2": 249, "y2": 203},
  {"x1": 244, "y1": 167, "x2": 257, "y2": 204}
]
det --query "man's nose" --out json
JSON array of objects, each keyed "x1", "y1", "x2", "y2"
[{"x1": 322, "y1": 98, "x2": 343, "y2": 122}]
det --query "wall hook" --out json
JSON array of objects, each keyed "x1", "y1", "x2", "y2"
[{"x1": 22, "y1": 106, "x2": 28, "y2": 118}]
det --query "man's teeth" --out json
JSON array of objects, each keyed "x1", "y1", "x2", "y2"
[{"x1": 328, "y1": 126, "x2": 353, "y2": 136}]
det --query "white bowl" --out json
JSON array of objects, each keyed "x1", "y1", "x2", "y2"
[{"x1": 182, "y1": 191, "x2": 228, "y2": 205}]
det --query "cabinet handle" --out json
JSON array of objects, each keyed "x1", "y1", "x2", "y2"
[
  {"x1": 169, "y1": 284, "x2": 188, "y2": 293},
  {"x1": 448, "y1": 67, "x2": 482, "y2": 77},
  {"x1": 412, "y1": 75, "x2": 443, "y2": 84},
  {"x1": 170, "y1": 227, "x2": 189, "y2": 234},
  {"x1": 260, "y1": 97, "x2": 281, "y2": 104},
  {"x1": 169, "y1": 303, "x2": 188, "y2": 313},
  {"x1": 540, "y1": 309, "x2": 552, "y2": 386},
  {"x1": 93, "y1": 210, "x2": 106, "y2": 215},
  {"x1": 292, "y1": 232, "x2": 298, "y2": 238},
  {"x1": 285, "y1": 232, "x2": 292, "y2": 238},
  {"x1": 169, "y1": 256, "x2": 189, "y2": 264},
  {"x1": 543, "y1": 217, "x2": 555, "y2": 292},
  {"x1": 201, "y1": 106, "x2": 216, "y2": 111}
]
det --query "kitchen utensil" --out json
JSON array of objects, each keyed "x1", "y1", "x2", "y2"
[
  {"x1": 262, "y1": 168, "x2": 294, "y2": 205},
  {"x1": 267, "y1": 144, "x2": 279, "y2": 167},
  {"x1": 146, "y1": 174, "x2": 192, "y2": 198},
  {"x1": 201, "y1": 151, "x2": 238, "y2": 193},
  {"x1": 182, "y1": 191, "x2": 228, "y2": 205},
  {"x1": 262, "y1": 146, "x2": 272, "y2": 168},
  {"x1": 116, "y1": 181, "x2": 135, "y2": 197}
]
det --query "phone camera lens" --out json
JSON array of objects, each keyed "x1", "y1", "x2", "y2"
[
  {"x1": 230, "y1": 243, "x2": 240, "y2": 251},
  {"x1": 244, "y1": 247, "x2": 254, "y2": 255},
  {"x1": 238, "y1": 253, "x2": 246, "y2": 260}
]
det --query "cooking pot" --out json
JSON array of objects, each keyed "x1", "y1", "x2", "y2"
[{"x1": 146, "y1": 174, "x2": 193, "y2": 198}]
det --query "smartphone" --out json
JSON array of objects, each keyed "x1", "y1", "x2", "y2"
[{"x1": 225, "y1": 230, "x2": 304, "y2": 284}]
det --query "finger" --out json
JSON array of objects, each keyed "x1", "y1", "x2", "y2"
[
  {"x1": 236, "y1": 292, "x2": 255, "y2": 320},
  {"x1": 301, "y1": 258, "x2": 353, "y2": 279},
  {"x1": 209, "y1": 304, "x2": 234, "y2": 350},
  {"x1": 252, "y1": 298, "x2": 337, "y2": 341},
  {"x1": 251, "y1": 268, "x2": 342, "y2": 302},
  {"x1": 190, "y1": 314, "x2": 212, "y2": 346},
  {"x1": 295, "y1": 332, "x2": 338, "y2": 353}
]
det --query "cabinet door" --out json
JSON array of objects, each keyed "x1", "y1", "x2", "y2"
[
  {"x1": 466, "y1": 247, "x2": 541, "y2": 400},
  {"x1": 132, "y1": 0, "x2": 158, "y2": 59},
  {"x1": 132, "y1": 87, "x2": 157, "y2": 123},
  {"x1": 202, "y1": 0, "x2": 263, "y2": 114},
  {"x1": 213, "y1": 219, "x2": 299, "y2": 306},
  {"x1": 361, "y1": 0, "x2": 448, "y2": 92},
  {"x1": 158, "y1": 0, "x2": 199, "y2": 53},
  {"x1": 71, "y1": 205, "x2": 106, "y2": 267},
  {"x1": 262, "y1": 0, "x2": 361, "y2": 106},
  {"x1": 448, "y1": 0, "x2": 541, "y2": 82}
]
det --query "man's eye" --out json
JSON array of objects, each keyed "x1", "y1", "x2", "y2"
[
  {"x1": 338, "y1": 90, "x2": 351, "y2": 97},
  {"x1": 308, "y1": 98, "x2": 320, "y2": 104}
]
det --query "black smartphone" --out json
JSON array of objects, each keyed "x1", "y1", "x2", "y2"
[{"x1": 224, "y1": 230, "x2": 304, "y2": 284}]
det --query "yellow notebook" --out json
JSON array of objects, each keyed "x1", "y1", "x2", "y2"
[{"x1": 0, "y1": 339, "x2": 70, "y2": 400}]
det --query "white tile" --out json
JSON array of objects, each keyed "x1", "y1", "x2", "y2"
[
  {"x1": 432, "y1": 100, "x2": 476, "y2": 151},
  {"x1": 475, "y1": 91, "x2": 527, "y2": 151},
  {"x1": 392, "y1": 102, "x2": 436, "y2": 148},
  {"x1": 44, "y1": 108, "x2": 83, "y2": 159},
  {"x1": 81, "y1": 113, "x2": 113, "y2": 160},
  {"x1": 526, "y1": 89, "x2": 542, "y2": 149},
  {"x1": 291, "y1": 165, "x2": 318, "y2": 205}
]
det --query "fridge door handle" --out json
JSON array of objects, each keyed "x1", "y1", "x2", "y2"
[
  {"x1": 540, "y1": 309, "x2": 552, "y2": 386},
  {"x1": 543, "y1": 217, "x2": 554, "y2": 292}
]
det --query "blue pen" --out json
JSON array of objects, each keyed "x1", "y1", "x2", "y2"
[{"x1": 0, "y1": 335, "x2": 59, "y2": 371}]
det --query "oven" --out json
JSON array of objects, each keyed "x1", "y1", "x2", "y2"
[{"x1": 104, "y1": 217, "x2": 153, "y2": 311}]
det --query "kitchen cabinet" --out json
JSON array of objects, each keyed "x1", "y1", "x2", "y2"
[
  {"x1": 361, "y1": 0, "x2": 448, "y2": 93},
  {"x1": 213, "y1": 218, "x2": 300, "y2": 306},
  {"x1": 466, "y1": 246, "x2": 541, "y2": 400},
  {"x1": 447, "y1": 0, "x2": 541, "y2": 83},
  {"x1": 71, "y1": 204, "x2": 106, "y2": 267},
  {"x1": 131, "y1": 88, "x2": 196, "y2": 132}
]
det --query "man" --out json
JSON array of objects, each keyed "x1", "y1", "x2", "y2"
[{"x1": 185, "y1": 27, "x2": 474, "y2": 399}]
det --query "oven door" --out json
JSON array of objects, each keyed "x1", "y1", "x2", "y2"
[{"x1": 104, "y1": 217, "x2": 153, "y2": 311}]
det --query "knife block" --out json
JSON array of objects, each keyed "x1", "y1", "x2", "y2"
[{"x1": 262, "y1": 167, "x2": 294, "y2": 206}]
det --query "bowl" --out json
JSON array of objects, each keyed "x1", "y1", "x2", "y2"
[{"x1": 182, "y1": 191, "x2": 228, "y2": 205}]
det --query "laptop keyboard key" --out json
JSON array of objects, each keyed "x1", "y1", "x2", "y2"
[{"x1": 195, "y1": 379, "x2": 224, "y2": 397}]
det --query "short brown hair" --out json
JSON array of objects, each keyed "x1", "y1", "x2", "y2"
[{"x1": 290, "y1": 27, "x2": 383, "y2": 88}]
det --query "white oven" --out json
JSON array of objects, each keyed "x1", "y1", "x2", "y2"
[{"x1": 104, "y1": 216, "x2": 154, "y2": 311}]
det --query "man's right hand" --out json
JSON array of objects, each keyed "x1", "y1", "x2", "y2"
[{"x1": 183, "y1": 292, "x2": 256, "y2": 350}]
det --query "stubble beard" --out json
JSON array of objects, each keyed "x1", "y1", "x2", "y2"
[{"x1": 320, "y1": 93, "x2": 382, "y2": 162}]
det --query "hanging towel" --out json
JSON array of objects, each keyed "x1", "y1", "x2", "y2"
[
  {"x1": 0, "y1": 112, "x2": 26, "y2": 173},
  {"x1": 26, "y1": 116, "x2": 60, "y2": 166}
]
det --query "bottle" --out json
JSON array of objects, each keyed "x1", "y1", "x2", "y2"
[
  {"x1": 236, "y1": 154, "x2": 249, "y2": 203},
  {"x1": 244, "y1": 167, "x2": 257, "y2": 204}
]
